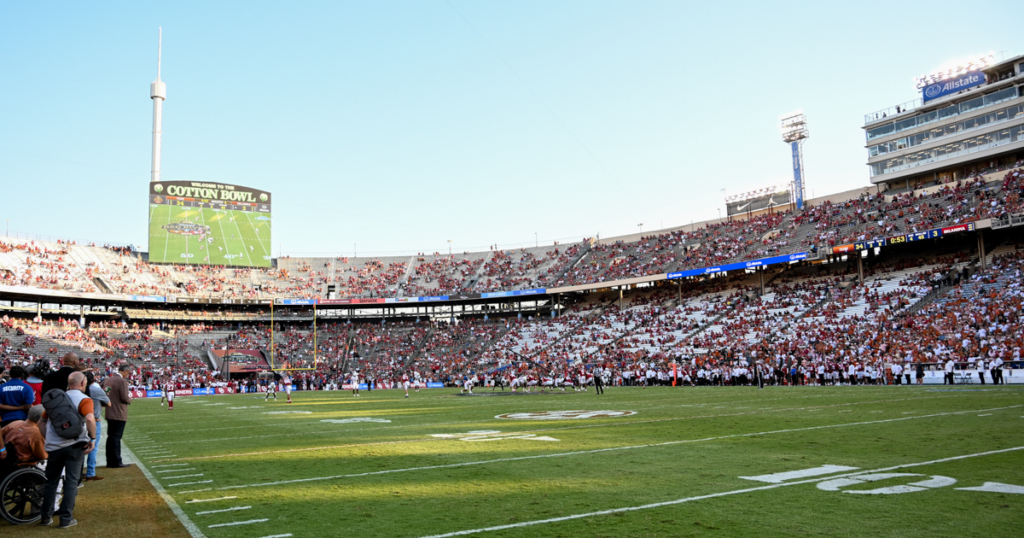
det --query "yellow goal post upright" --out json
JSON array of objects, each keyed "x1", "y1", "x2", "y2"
[{"x1": 267, "y1": 300, "x2": 321, "y2": 372}]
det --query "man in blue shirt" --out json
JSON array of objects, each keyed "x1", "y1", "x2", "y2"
[{"x1": 0, "y1": 365, "x2": 35, "y2": 427}]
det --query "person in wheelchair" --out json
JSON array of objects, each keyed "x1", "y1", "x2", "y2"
[
  {"x1": 0, "y1": 405, "x2": 50, "y2": 525},
  {"x1": 1, "y1": 405, "x2": 47, "y2": 475}
]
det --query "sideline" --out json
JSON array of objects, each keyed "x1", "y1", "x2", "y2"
[
  {"x1": 123, "y1": 442, "x2": 206, "y2": 538},
  {"x1": 205, "y1": 404, "x2": 1024, "y2": 491},
  {"x1": 416, "y1": 445, "x2": 1024, "y2": 537}
]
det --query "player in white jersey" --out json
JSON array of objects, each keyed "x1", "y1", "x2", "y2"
[
  {"x1": 159, "y1": 377, "x2": 169, "y2": 406},
  {"x1": 283, "y1": 373, "x2": 293, "y2": 404},
  {"x1": 461, "y1": 375, "x2": 475, "y2": 394},
  {"x1": 402, "y1": 373, "x2": 411, "y2": 398},
  {"x1": 265, "y1": 373, "x2": 279, "y2": 401},
  {"x1": 577, "y1": 370, "x2": 588, "y2": 392},
  {"x1": 351, "y1": 371, "x2": 361, "y2": 396}
]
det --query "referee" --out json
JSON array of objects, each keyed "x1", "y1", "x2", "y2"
[{"x1": 593, "y1": 366, "x2": 605, "y2": 395}]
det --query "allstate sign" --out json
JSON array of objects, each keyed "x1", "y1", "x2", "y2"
[{"x1": 922, "y1": 71, "x2": 985, "y2": 102}]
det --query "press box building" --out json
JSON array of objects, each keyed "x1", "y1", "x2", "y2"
[{"x1": 865, "y1": 53, "x2": 1024, "y2": 189}]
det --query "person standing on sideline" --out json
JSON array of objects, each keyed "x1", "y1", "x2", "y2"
[
  {"x1": 82, "y1": 370, "x2": 109, "y2": 482},
  {"x1": 0, "y1": 365, "x2": 35, "y2": 427},
  {"x1": 101, "y1": 364, "x2": 132, "y2": 469},
  {"x1": 944, "y1": 358, "x2": 955, "y2": 385},
  {"x1": 39, "y1": 372, "x2": 96, "y2": 529},
  {"x1": 915, "y1": 361, "x2": 925, "y2": 385},
  {"x1": 26, "y1": 362, "x2": 49, "y2": 405},
  {"x1": 42, "y1": 352, "x2": 78, "y2": 397}
]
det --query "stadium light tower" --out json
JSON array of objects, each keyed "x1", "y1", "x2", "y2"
[
  {"x1": 780, "y1": 112, "x2": 808, "y2": 210},
  {"x1": 150, "y1": 27, "x2": 167, "y2": 183}
]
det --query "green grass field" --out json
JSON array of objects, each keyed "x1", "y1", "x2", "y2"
[
  {"x1": 122, "y1": 386, "x2": 1024, "y2": 538},
  {"x1": 148, "y1": 204, "x2": 272, "y2": 267}
]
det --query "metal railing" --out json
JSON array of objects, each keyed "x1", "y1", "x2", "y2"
[{"x1": 865, "y1": 98, "x2": 923, "y2": 125}]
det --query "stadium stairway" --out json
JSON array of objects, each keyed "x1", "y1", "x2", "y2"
[{"x1": 404, "y1": 324, "x2": 436, "y2": 368}]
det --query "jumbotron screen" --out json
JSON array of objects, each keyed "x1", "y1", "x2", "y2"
[{"x1": 148, "y1": 181, "x2": 272, "y2": 267}]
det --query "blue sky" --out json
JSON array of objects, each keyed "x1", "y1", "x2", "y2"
[{"x1": 1, "y1": 1, "x2": 1021, "y2": 256}]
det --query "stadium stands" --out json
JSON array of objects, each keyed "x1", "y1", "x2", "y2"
[
  {"x1": 3, "y1": 168, "x2": 1021, "y2": 301},
  {"x1": 2, "y1": 168, "x2": 1024, "y2": 392}
]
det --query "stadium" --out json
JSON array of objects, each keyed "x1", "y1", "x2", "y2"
[{"x1": 2, "y1": 6, "x2": 1024, "y2": 538}]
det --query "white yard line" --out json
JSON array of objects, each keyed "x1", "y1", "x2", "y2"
[
  {"x1": 417, "y1": 445, "x2": 1024, "y2": 538},
  {"x1": 157, "y1": 468, "x2": 197, "y2": 473},
  {"x1": 170, "y1": 480, "x2": 215, "y2": 487},
  {"x1": 196, "y1": 506, "x2": 251, "y2": 515},
  {"x1": 186, "y1": 496, "x2": 238, "y2": 504},
  {"x1": 210, "y1": 404, "x2": 1024, "y2": 491},
  {"x1": 164, "y1": 474, "x2": 205, "y2": 480},
  {"x1": 243, "y1": 210, "x2": 270, "y2": 261},
  {"x1": 122, "y1": 444, "x2": 207, "y2": 538},
  {"x1": 208, "y1": 519, "x2": 268, "y2": 528},
  {"x1": 152, "y1": 463, "x2": 192, "y2": 468}
]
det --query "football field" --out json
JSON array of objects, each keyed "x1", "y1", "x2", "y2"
[
  {"x1": 122, "y1": 386, "x2": 1024, "y2": 538},
  {"x1": 148, "y1": 203, "x2": 272, "y2": 267}
]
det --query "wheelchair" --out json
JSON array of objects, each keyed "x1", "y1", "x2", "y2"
[{"x1": 0, "y1": 453, "x2": 52, "y2": 525}]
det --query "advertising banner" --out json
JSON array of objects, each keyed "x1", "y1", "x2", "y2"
[
  {"x1": 481, "y1": 288, "x2": 547, "y2": 299},
  {"x1": 922, "y1": 71, "x2": 985, "y2": 102},
  {"x1": 667, "y1": 252, "x2": 807, "y2": 280},
  {"x1": 136, "y1": 387, "x2": 236, "y2": 398},
  {"x1": 831, "y1": 244, "x2": 855, "y2": 254},
  {"x1": 942, "y1": 222, "x2": 976, "y2": 234},
  {"x1": 791, "y1": 141, "x2": 804, "y2": 210}
]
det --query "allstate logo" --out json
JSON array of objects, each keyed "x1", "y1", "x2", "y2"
[
  {"x1": 924, "y1": 85, "x2": 942, "y2": 99},
  {"x1": 153, "y1": 183, "x2": 163, "y2": 193}
]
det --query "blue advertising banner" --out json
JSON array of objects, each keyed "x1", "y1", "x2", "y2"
[
  {"x1": 667, "y1": 252, "x2": 807, "y2": 280},
  {"x1": 146, "y1": 390, "x2": 163, "y2": 398},
  {"x1": 791, "y1": 141, "x2": 804, "y2": 210},
  {"x1": 279, "y1": 299, "x2": 317, "y2": 305},
  {"x1": 481, "y1": 288, "x2": 547, "y2": 299},
  {"x1": 192, "y1": 388, "x2": 216, "y2": 395},
  {"x1": 418, "y1": 295, "x2": 449, "y2": 302},
  {"x1": 426, "y1": 382, "x2": 445, "y2": 388},
  {"x1": 922, "y1": 71, "x2": 985, "y2": 103}
]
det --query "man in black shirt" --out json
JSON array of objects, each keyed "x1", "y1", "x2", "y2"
[{"x1": 41, "y1": 353, "x2": 79, "y2": 396}]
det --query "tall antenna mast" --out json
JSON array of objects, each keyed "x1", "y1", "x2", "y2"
[
  {"x1": 157, "y1": 26, "x2": 162, "y2": 80},
  {"x1": 150, "y1": 27, "x2": 167, "y2": 183}
]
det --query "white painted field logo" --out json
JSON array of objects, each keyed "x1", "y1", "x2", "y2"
[
  {"x1": 496, "y1": 410, "x2": 636, "y2": 420},
  {"x1": 817, "y1": 473, "x2": 955, "y2": 495}
]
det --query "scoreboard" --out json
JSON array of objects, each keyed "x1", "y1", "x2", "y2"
[
  {"x1": 148, "y1": 181, "x2": 273, "y2": 268},
  {"x1": 150, "y1": 181, "x2": 271, "y2": 213}
]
